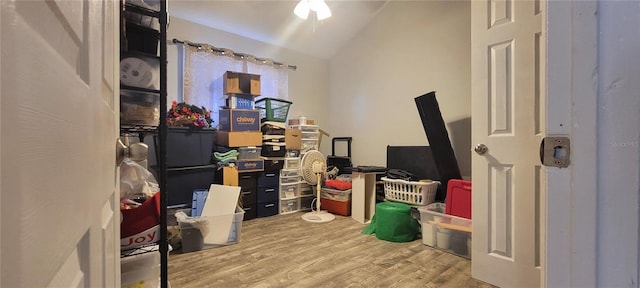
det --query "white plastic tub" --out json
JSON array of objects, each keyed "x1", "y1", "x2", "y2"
[{"x1": 418, "y1": 203, "x2": 472, "y2": 258}]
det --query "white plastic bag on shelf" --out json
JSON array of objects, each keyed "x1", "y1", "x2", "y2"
[{"x1": 120, "y1": 158, "x2": 159, "y2": 200}]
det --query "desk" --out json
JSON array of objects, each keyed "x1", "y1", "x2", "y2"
[{"x1": 351, "y1": 172, "x2": 382, "y2": 224}]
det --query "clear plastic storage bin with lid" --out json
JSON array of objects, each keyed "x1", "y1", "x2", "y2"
[
  {"x1": 418, "y1": 203, "x2": 472, "y2": 259},
  {"x1": 238, "y1": 146, "x2": 261, "y2": 160}
]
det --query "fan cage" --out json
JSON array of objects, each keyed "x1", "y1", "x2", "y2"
[{"x1": 300, "y1": 151, "x2": 325, "y2": 185}]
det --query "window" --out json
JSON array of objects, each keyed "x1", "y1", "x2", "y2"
[{"x1": 181, "y1": 45, "x2": 289, "y2": 127}]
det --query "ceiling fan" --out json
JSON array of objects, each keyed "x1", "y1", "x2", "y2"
[{"x1": 294, "y1": 0, "x2": 332, "y2": 21}]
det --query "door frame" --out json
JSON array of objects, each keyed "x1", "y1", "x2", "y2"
[
  {"x1": 545, "y1": 1, "x2": 598, "y2": 287},
  {"x1": 0, "y1": 3, "x2": 3, "y2": 282}
]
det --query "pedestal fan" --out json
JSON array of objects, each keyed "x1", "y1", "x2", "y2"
[{"x1": 300, "y1": 150, "x2": 335, "y2": 223}]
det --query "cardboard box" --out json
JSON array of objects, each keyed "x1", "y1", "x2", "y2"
[
  {"x1": 219, "y1": 109, "x2": 261, "y2": 132},
  {"x1": 285, "y1": 128, "x2": 301, "y2": 150},
  {"x1": 223, "y1": 71, "x2": 261, "y2": 96},
  {"x1": 236, "y1": 159, "x2": 264, "y2": 172},
  {"x1": 288, "y1": 118, "x2": 315, "y2": 126},
  {"x1": 216, "y1": 131, "x2": 262, "y2": 147},
  {"x1": 226, "y1": 94, "x2": 255, "y2": 109}
]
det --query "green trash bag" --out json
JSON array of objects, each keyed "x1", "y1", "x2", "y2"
[{"x1": 362, "y1": 201, "x2": 420, "y2": 242}]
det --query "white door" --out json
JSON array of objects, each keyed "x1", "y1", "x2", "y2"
[
  {"x1": 1, "y1": 0, "x2": 120, "y2": 287},
  {"x1": 471, "y1": 0, "x2": 545, "y2": 287}
]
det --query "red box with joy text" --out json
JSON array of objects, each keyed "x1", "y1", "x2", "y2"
[{"x1": 121, "y1": 192, "x2": 161, "y2": 250}]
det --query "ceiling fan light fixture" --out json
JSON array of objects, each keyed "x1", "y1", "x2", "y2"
[
  {"x1": 294, "y1": 0, "x2": 331, "y2": 21},
  {"x1": 294, "y1": 0, "x2": 310, "y2": 20},
  {"x1": 315, "y1": 3, "x2": 331, "y2": 20}
]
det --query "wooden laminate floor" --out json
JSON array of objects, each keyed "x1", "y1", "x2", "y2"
[{"x1": 168, "y1": 212, "x2": 495, "y2": 288}]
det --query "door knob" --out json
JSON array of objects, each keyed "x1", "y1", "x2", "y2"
[
  {"x1": 474, "y1": 144, "x2": 488, "y2": 155},
  {"x1": 116, "y1": 139, "x2": 127, "y2": 166}
]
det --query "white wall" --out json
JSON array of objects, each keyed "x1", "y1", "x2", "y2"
[
  {"x1": 327, "y1": 1, "x2": 471, "y2": 177},
  {"x1": 596, "y1": 1, "x2": 640, "y2": 286},
  {"x1": 165, "y1": 17, "x2": 333, "y2": 153},
  {"x1": 165, "y1": 3, "x2": 472, "y2": 175}
]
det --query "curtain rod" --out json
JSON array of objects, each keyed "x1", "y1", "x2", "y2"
[{"x1": 172, "y1": 38, "x2": 297, "y2": 71}]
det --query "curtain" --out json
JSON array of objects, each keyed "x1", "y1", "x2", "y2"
[
  {"x1": 182, "y1": 45, "x2": 289, "y2": 128},
  {"x1": 247, "y1": 61, "x2": 289, "y2": 101}
]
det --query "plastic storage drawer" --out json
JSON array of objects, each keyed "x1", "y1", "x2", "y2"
[
  {"x1": 280, "y1": 183, "x2": 300, "y2": 199},
  {"x1": 243, "y1": 205, "x2": 257, "y2": 220},
  {"x1": 257, "y1": 201, "x2": 278, "y2": 217},
  {"x1": 284, "y1": 157, "x2": 300, "y2": 169},
  {"x1": 257, "y1": 171, "x2": 279, "y2": 187},
  {"x1": 301, "y1": 139, "x2": 318, "y2": 151},
  {"x1": 257, "y1": 186, "x2": 279, "y2": 202},
  {"x1": 280, "y1": 169, "x2": 299, "y2": 177},
  {"x1": 280, "y1": 198, "x2": 300, "y2": 214},
  {"x1": 290, "y1": 124, "x2": 319, "y2": 132},
  {"x1": 239, "y1": 186, "x2": 257, "y2": 208},
  {"x1": 301, "y1": 131, "x2": 320, "y2": 140},
  {"x1": 300, "y1": 184, "x2": 314, "y2": 197},
  {"x1": 279, "y1": 175, "x2": 301, "y2": 184},
  {"x1": 238, "y1": 173, "x2": 258, "y2": 189}
]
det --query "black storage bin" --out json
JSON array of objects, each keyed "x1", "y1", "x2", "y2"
[
  {"x1": 263, "y1": 158, "x2": 284, "y2": 171},
  {"x1": 165, "y1": 165, "x2": 216, "y2": 207},
  {"x1": 257, "y1": 201, "x2": 278, "y2": 217},
  {"x1": 261, "y1": 144, "x2": 286, "y2": 157},
  {"x1": 125, "y1": 22, "x2": 159, "y2": 54},
  {"x1": 161, "y1": 127, "x2": 216, "y2": 168}
]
